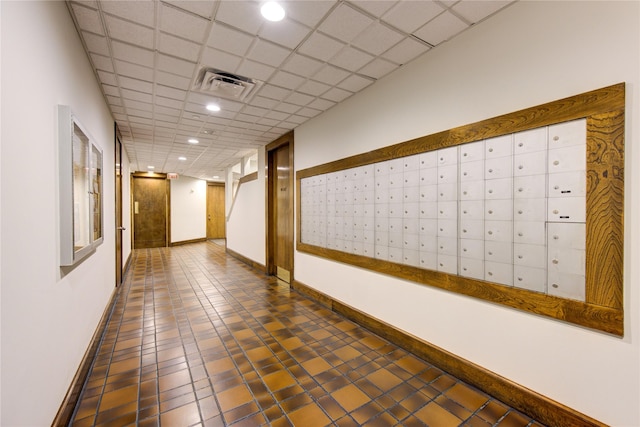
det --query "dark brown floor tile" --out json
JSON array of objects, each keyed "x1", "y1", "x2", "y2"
[
  {"x1": 497, "y1": 410, "x2": 533, "y2": 427},
  {"x1": 332, "y1": 383, "x2": 371, "y2": 412},
  {"x1": 414, "y1": 401, "x2": 462, "y2": 426},
  {"x1": 477, "y1": 400, "x2": 510, "y2": 424},
  {"x1": 287, "y1": 402, "x2": 332, "y2": 427},
  {"x1": 159, "y1": 401, "x2": 201, "y2": 426},
  {"x1": 215, "y1": 383, "x2": 254, "y2": 413},
  {"x1": 69, "y1": 243, "x2": 542, "y2": 427}
]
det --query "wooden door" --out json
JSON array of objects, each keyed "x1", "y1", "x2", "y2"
[
  {"x1": 115, "y1": 127, "x2": 123, "y2": 285},
  {"x1": 132, "y1": 174, "x2": 168, "y2": 248},
  {"x1": 207, "y1": 183, "x2": 226, "y2": 239},
  {"x1": 267, "y1": 133, "x2": 294, "y2": 283}
]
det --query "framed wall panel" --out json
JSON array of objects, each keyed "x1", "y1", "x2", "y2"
[
  {"x1": 296, "y1": 83, "x2": 625, "y2": 335},
  {"x1": 59, "y1": 105, "x2": 104, "y2": 267}
]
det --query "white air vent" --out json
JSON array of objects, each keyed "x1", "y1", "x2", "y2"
[{"x1": 193, "y1": 68, "x2": 262, "y2": 101}]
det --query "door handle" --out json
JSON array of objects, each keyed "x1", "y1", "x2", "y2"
[{"x1": 118, "y1": 227, "x2": 126, "y2": 231}]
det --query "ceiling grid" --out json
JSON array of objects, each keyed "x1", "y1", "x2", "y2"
[{"x1": 67, "y1": 0, "x2": 515, "y2": 180}]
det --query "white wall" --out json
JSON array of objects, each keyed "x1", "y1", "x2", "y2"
[
  {"x1": 227, "y1": 149, "x2": 266, "y2": 265},
  {"x1": 170, "y1": 176, "x2": 206, "y2": 243},
  {"x1": 294, "y1": 2, "x2": 639, "y2": 426},
  {"x1": 1, "y1": 2, "x2": 116, "y2": 425}
]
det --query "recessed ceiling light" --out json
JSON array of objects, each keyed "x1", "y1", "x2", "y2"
[
  {"x1": 261, "y1": 1, "x2": 285, "y2": 21},
  {"x1": 206, "y1": 103, "x2": 221, "y2": 112},
  {"x1": 212, "y1": 175, "x2": 220, "y2": 179},
  {"x1": 147, "y1": 165, "x2": 155, "y2": 169},
  {"x1": 178, "y1": 156, "x2": 187, "y2": 161},
  {"x1": 188, "y1": 138, "x2": 199, "y2": 144}
]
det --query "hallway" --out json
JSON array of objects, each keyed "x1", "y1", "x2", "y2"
[{"x1": 69, "y1": 242, "x2": 542, "y2": 426}]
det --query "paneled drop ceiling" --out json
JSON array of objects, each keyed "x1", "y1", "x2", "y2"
[{"x1": 67, "y1": 0, "x2": 515, "y2": 180}]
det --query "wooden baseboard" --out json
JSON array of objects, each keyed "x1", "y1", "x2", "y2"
[
  {"x1": 170, "y1": 237, "x2": 207, "y2": 246},
  {"x1": 52, "y1": 287, "x2": 120, "y2": 426},
  {"x1": 225, "y1": 246, "x2": 267, "y2": 273},
  {"x1": 291, "y1": 279, "x2": 606, "y2": 427}
]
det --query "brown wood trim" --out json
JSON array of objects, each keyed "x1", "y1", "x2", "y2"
[
  {"x1": 295, "y1": 83, "x2": 625, "y2": 336},
  {"x1": 239, "y1": 171, "x2": 258, "y2": 184},
  {"x1": 297, "y1": 83, "x2": 624, "y2": 180},
  {"x1": 226, "y1": 246, "x2": 267, "y2": 273},
  {"x1": 52, "y1": 287, "x2": 120, "y2": 426},
  {"x1": 291, "y1": 279, "x2": 607, "y2": 427},
  {"x1": 585, "y1": 110, "x2": 624, "y2": 308},
  {"x1": 170, "y1": 237, "x2": 207, "y2": 246},
  {"x1": 131, "y1": 171, "x2": 167, "y2": 178}
]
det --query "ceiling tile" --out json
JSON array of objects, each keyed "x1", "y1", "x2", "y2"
[
  {"x1": 100, "y1": 0, "x2": 155, "y2": 27},
  {"x1": 348, "y1": 0, "x2": 395, "y2": 18},
  {"x1": 157, "y1": 54, "x2": 197, "y2": 78},
  {"x1": 352, "y1": 21, "x2": 405, "y2": 56},
  {"x1": 283, "y1": 0, "x2": 336, "y2": 27},
  {"x1": 106, "y1": 95, "x2": 123, "y2": 106},
  {"x1": 311, "y1": 64, "x2": 350, "y2": 86},
  {"x1": 160, "y1": 3, "x2": 210, "y2": 42},
  {"x1": 159, "y1": 33, "x2": 201, "y2": 61},
  {"x1": 115, "y1": 60, "x2": 153, "y2": 81},
  {"x1": 246, "y1": 39, "x2": 292, "y2": 68},
  {"x1": 156, "y1": 71, "x2": 191, "y2": 90},
  {"x1": 121, "y1": 88, "x2": 153, "y2": 103},
  {"x1": 90, "y1": 53, "x2": 114, "y2": 72},
  {"x1": 318, "y1": 3, "x2": 374, "y2": 43},
  {"x1": 338, "y1": 74, "x2": 374, "y2": 92},
  {"x1": 249, "y1": 96, "x2": 279, "y2": 109},
  {"x1": 200, "y1": 47, "x2": 243, "y2": 73},
  {"x1": 236, "y1": 59, "x2": 276, "y2": 82},
  {"x1": 163, "y1": 0, "x2": 217, "y2": 19},
  {"x1": 285, "y1": 92, "x2": 315, "y2": 106},
  {"x1": 124, "y1": 99, "x2": 153, "y2": 112},
  {"x1": 452, "y1": 1, "x2": 513, "y2": 24},
  {"x1": 156, "y1": 85, "x2": 187, "y2": 101},
  {"x1": 305, "y1": 99, "x2": 334, "y2": 112},
  {"x1": 269, "y1": 71, "x2": 305, "y2": 90},
  {"x1": 215, "y1": 1, "x2": 264, "y2": 35},
  {"x1": 281, "y1": 54, "x2": 324, "y2": 77},
  {"x1": 321, "y1": 87, "x2": 352, "y2": 103},
  {"x1": 413, "y1": 10, "x2": 469, "y2": 46},
  {"x1": 70, "y1": 3, "x2": 105, "y2": 35},
  {"x1": 81, "y1": 31, "x2": 110, "y2": 56},
  {"x1": 274, "y1": 102, "x2": 302, "y2": 114},
  {"x1": 382, "y1": 1, "x2": 445, "y2": 34},
  {"x1": 330, "y1": 46, "x2": 374, "y2": 72},
  {"x1": 258, "y1": 84, "x2": 291, "y2": 100},
  {"x1": 382, "y1": 37, "x2": 430, "y2": 65},
  {"x1": 97, "y1": 70, "x2": 117, "y2": 86},
  {"x1": 297, "y1": 80, "x2": 331, "y2": 96},
  {"x1": 357, "y1": 57, "x2": 398, "y2": 79},
  {"x1": 258, "y1": 18, "x2": 311, "y2": 49},
  {"x1": 297, "y1": 32, "x2": 345, "y2": 62},
  {"x1": 111, "y1": 40, "x2": 154, "y2": 67},
  {"x1": 119, "y1": 76, "x2": 153, "y2": 93},
  {"x1": 105, "y1": 15, "x2": 154, "y2": 49},
  {"x1": 102, "y1": 84, "x2": 119, "y2": 96},
  {"x1": 207, "y1": 23, "x2": 254, "y2": 56},
  {"x1": 156, "y1": 96, "x2": 185, "y2": 110}
]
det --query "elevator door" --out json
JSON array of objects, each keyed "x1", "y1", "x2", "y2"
[
  {"x1": 132, "y1": 175, "x2": 167, "y2": 248},
  {"x1": 267, "y1": 134, "x2": 294, "y2": 283}
]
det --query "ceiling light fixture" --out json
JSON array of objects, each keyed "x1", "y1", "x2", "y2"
[
  {"x1": 178, "y1": 156, "x2": 187, "y2": 161},
  {"x1": 147, "y1": 165, "x2": 155, "y2": 169},
  {"x1": 261, "y1": 1, "x2": 285, "y2": 22},
  {"x1": 206, "y1": 103, "x2": 221, "y2": 112},
  {"x1": 188, "y1": 138, "x2": 199, "y2": 144}
]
